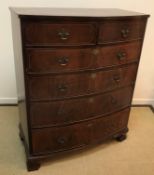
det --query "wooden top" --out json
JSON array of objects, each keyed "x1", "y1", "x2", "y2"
[{"x1": 9, "y1": 7, "x2": 149, "y2": 18}]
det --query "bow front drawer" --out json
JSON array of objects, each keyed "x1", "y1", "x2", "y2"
[
  {"x1": 31, "y1": 108, "x2": 129, "y2": 155},
  {"x1": 28, "y1": 64, "x2": 137, "y2": 100},
  {"x1": 98, "y1": 18, "x2": 146, "y2": 44},
  {"x1": 22, "y1": 22, "x2": 97, "y2": 46},
  {"x1": 25, "y1": 41, "x2": 142, "y2": 73},
  {"x1": 30, "y1": 86, "x2": 133, "y2": 128}
]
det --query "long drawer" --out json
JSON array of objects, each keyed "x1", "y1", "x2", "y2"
[
  {"x1": 28, "y1": 64, "x2": 137, "y2": 100},
  {"x1": 31, "y1": 108, "x2": 130, "y2": 155},
  {"x1": 26, "y1": 41, "x2": 142, "y2": 73},
  {"x1": 30, "y1": 86, "x2": 133, "y2": 128}
]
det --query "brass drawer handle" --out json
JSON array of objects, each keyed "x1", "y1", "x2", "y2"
[
  {"x1": 117, "y1": 52, "x2": 126, "y2": 61},
  {"x1": 58, "y1": 84, "x2": 68, "y2": 92},
  {"x1": 57, "y1": 136, "x2": 68, "y2": 145},
  {"x1": 113, "y1": 75, "x2": 121, "y2": 83},
  {"x1": 110, "y1": 96, "x2": 117, "y2": 104},
  {"x1": 121, "y1": 29, "x2": 130, "y2": 38},
  {"x1": 58, "y1": 57, "x2": 69, "y2": 66},
  {"x1": 58, "y1": 29, "x2": 70, "y2": 40}
]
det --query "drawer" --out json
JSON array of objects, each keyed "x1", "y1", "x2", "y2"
[
  {"x1": 26, "y1": 41, "x2": 141, "y2": 73},
  {"x1": 28, "y1": 64, "x2": 137, "y2": 100},
  {"x1": 30, "y1": 86, "x2": 133, "y2": 127},
  {"x1": 95, "y1": 41, "x2": 142, "y2": 68},
  {"x1": 98, "y1": 19, "x2": 146, "y2": 44},
  {"x1": 26, "y1": 47, "x2": 93, "y2": 73},
  {"x1": 31, "y1": 108, "x2": 129, "y2": 155},
  {"x1": 22, "y1": 22, "x2": 97, "y2": 46}
]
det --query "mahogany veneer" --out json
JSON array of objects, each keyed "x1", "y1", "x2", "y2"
[
  {"x1": 28, "y1": 64, "x2": 137, "y2": 100},
  {"x1": 26, "y1": 41, "x2": 142, "y2": 73},
  {"x1": 10, "y1": 8, "x2": 149, "y2": 171}
]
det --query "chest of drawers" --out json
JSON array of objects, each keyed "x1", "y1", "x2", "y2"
[{"x1": 10, "y1": 8, "x2": 149, "y2": 171}]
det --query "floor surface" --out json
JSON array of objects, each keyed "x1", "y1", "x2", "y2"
[{"x1": 0, "y1": 106, "x2": 154, "y2": 175}]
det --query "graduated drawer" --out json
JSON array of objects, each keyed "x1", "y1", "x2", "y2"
[
  {"x1": 30, "y1": 86, "x2": 133, "y2": 128},
  {"x1": 28, "y1": 64, "x2": 137, "y2": 100},
  {"x1": 25, "y1": 41, "x2": 142, "y2": 73},
  {"x1": 31, "y1": 108, "x2": 129, "y2": 155},
  {"x1": 98, "y1": 18, "x2": 146, "y2": 44},
  {"x1": 22, "y1": 22, "x2": 97, "y2": 46}
]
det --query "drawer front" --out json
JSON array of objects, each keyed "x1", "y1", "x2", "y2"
[
  {"x1": 98, "y1": 19, "x2": 146, "y2": 44},
  {"x1": 28, "y1": 64, "x2": 137, "y2": 100},
  {"x1": 32, "y1": 108, "x2": 129, "y2": 154},
  {"x1": 26, "y1": 48, "x2": 93, "y2": 73},
  {"x1": 30, "y1": 86, "x2": 133, "y2": 127},
  {"x1": 96, "y1": 41, "x2": 142, "y2": 68},
  {"x1": 26, "y1": 41, "x2": 141, "y2": 73},
  {"x1": 22, "y1": 22, "x2": 97, "y2": 46}
]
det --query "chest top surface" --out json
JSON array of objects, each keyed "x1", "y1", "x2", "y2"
[{"x1": 9, "y1": 7, "x2": 149, "y2": 18}]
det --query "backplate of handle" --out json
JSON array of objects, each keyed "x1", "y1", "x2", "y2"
[
  {"x1": 121, "y1": 29, "x2": 130, "y2": 38},
  {"x1": 58, "y1": 84, "x2": 68, "y2": 92},
  {"x1": 117, "y1": 52, "x2": 126, "y2": 61},
  {"x1": 57, "y1": 136, "x2": 67, "y2": 145},
  {"x1": 58, "y1": 57, "x2": 69, "y2": 66},
  {"x1": 113, "y1": 75, "x2": 121, "y2": 83},
  {"x1": 58, "y1": 29, "x2": 70, "y2": 40}
]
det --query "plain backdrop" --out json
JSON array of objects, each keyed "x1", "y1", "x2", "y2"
[{"x1": 0, "y1": 0, "x2": 153, "y2": 106}]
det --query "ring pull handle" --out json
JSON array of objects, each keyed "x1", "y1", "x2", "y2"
[
  {"x1": 58, "y1": 84, "x2": 68, "y2": 92},
  {"x1": 121, "y1": 29, "x2": 130, "y2": 38},
  {"x1": 113, "y1": 75, "x2": 121, "y2": 83},
  {"x1": 58, "y1": 28, "x2": 70, "y2": 40},
  {"x1": 57, "y1": 57, "x2": 69, "y2": 66},
  {"x1": 57, "y1": 136, "x2": 68, "y2": 145},
  {"x1": 117, "y1": 52, "x2": 126, "y2": 61}
]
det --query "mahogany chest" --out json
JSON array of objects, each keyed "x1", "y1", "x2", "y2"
[{"x1": 10, "y1": 8, "x2": 149, "y2": 171}]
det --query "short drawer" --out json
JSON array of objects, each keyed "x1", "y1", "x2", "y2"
[
  {"x1": 30, "y1": 86, "x2": 133, "y2": 128},
  {"x1": 28, "y1": 64, "x2": 137, "y2": 100},
  {"x1": 98, "y1": 18, "x2": 146, "y2": 44},
  {"x1": 31, "y1": 108, "x2": 129, "y2": 155},
  {"x1": 26, "y1": 41, "x2": 141, "y2": 73},
  {"x1": 22, "y1": 22, "x2": 97, "y2": 46},
  {"x1": 95, "y1": 41, "x2": 142, "y2": 68},
  {"x1": 26, "y1": 47, "x2": 93, "y2": 73}
]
